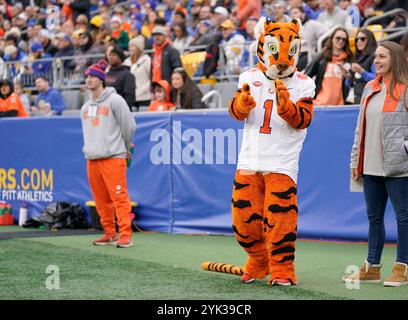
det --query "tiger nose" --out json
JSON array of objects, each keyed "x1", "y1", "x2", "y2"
[{"x1": 276, "y1": 63, "x2": 289, "y2": 72}]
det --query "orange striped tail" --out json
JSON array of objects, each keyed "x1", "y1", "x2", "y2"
[{"x1": 201, "y1": 262, "x2": 244, "y2": 275}]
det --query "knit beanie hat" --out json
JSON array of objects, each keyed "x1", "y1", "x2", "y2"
[
  {"x1": 129, "y1": 36, "x2": 145, "y2": 52},
  {"x1": 85, "y1": 59, "x2": 109, "y2": 81}
]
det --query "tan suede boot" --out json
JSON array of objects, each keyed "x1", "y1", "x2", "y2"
[
  {"x1": 383, "y1": 262, "x2": 408, "y2": 287},
  {"x1": 342, "y1": 260, "x2": 382, "y2": 283}
]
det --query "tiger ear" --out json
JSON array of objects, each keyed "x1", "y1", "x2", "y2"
[
  {"x1": 254, "y1": 16, "x2": 267, "y2": 40},
  {"x1": 290, "y1": 18, "x2": 301, "y2": 33},
  {"x1": 265, "y1": 17, "x2": 276, "y2": 24}
]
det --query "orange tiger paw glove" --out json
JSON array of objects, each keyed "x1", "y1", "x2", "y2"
[
  {"x1": 275, "y1": 80, "x2": 291, "y2": 114},
  {"x1": 236, "y1": 83, "x2": 256, "y2": 115}
]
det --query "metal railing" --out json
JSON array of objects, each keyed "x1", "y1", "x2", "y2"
[
  {"x1": 3, "y1": 56, "x2": 58, "y2": 89},
  {"x1": 376, "y1": 26, "x2": 408, "y2": 42},
  {"x1": 317, "y1": 18, "x2": 408, "y2": 52},
  {"x1": 2, "y1": 41, "x2": 251, "y2": 91},
  {"x1": 363, "y1": 8, "x2": 408, "y2": 27},
  {"x1": 54, "y1": 53, "x2": 106, "y2": 90},
  {"x1": 5, "y1": 20, "x2": 403, "y2": 93},
  {"x1": 201, "y1": 90, "x2": 222, "y2": 109}
]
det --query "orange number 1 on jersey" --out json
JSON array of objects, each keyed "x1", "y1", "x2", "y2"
[{"x1": 260, "y1": 100, "x2": 273, "y2": 134}]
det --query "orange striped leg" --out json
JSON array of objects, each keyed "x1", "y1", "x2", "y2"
[
  {"x1": 231, "y1": 170, "x2": 269, "y2": 279},
  {"x1": 263, "y1": 173, "x2": 298, "y2": 285}
]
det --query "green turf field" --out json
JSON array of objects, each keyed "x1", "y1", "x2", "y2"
[
  {"x1": 0, "y1": 232, "x2": 407, "y2": 300},
  {"x1": 0, "y1": 226, "x2": 42, "y2": 233}
]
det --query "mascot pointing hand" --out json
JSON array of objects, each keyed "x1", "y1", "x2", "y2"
[{"x1": 203, "y1": 18, "x2": 316, "y2": 286}]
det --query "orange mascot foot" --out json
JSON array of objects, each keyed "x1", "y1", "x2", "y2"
[
  {"x1": 241, "y1": 273, "x2": 256, "y2": 283},
  {"x1": 268, "y1": 278, "x2": 295, "y2": 286}
]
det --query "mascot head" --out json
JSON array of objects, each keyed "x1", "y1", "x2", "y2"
[{"x1": 254, "y1": 17, "x2": 301, "y2": 80}]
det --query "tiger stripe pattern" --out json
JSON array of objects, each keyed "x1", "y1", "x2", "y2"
[
  {"x1": 232, "y1": 170, "x2": 298, "y2": 284},
  {"x1": 223, "y1": 18, "x2": 315, "y2": 286},
  {"x1": 201, "y1": 262, "x2": 244, "y2": 275},
  {"x1": 275, "y1": 80, "x2": 314, "y2": 129},
  {"x1": 255, "y1": 18, "x2": 301, "y2": 80},
  {"x1": 256, "y1": 20, "x2": 301, "y2": 69}
]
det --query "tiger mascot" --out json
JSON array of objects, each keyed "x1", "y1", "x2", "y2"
[{"x1": 219, "y1": 17, "x2": 315, "y2": 286}]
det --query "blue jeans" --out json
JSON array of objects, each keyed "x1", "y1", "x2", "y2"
[{"x1": 363, "y1": 175, "x2": 408, "y2": 264}]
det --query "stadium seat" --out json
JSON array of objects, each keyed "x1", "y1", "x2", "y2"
[
  {"x1": 367, "y1": 24, "x2": 387, "y2": 41},
  {"x1": 348, "y1": 27, "x2": 359, "y2": 54},
  {"x1": 181, "y1": 51, "x2": 206, "y2": 78},
  {"x1": 61, "y1": 90, "x2": 82, "y2": 110},
  {"x1": 214, "y1": 82, "x2": 238, "y2": 109}
]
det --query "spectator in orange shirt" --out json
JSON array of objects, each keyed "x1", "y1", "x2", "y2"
[
  {"x1": 236, "y1": 0, "x2": 261, "y2": 30},
  {"x1": 61, "y1": 1, "x2": 73, "y2": 22},
  {"x1": 111, "y1": 16, "x2": 129, "y2": 50},
  {"x1": 112, "y1": 6, "x2": 132, "y2": 33},
  {"x1": 305, "y1": 27, "x2": 353, "y2": 106},
  {"x1": 148, "y1": 80, "x2": 175, "y2": 112},
  {"x1": 151, "y1": 25, "x2": 182, "y2": 84},
  {"x1": 0, "y1": 79, "x2": 29, "y2": 118}
]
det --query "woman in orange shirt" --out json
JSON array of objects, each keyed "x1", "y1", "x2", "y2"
[
  {"x1": 305, "y1": 27, "x2": 353, "y2": 106},
  {"x1": 0, "y1": 80, "x2": 29, "y2": 118}
]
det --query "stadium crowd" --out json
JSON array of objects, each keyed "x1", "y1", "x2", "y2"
[{"x1": 0, "y1": 0, "x2": 407, "y2": 116}]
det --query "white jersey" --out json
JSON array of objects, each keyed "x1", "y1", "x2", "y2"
[{"x1": 237, "y1": 69, "x2": 316, "y2": 183}]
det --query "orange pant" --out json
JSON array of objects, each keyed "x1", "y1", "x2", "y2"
[
  {"x1": 87, "y1": 158, "x2": 132, "y2": 238},
  {"x1": 231, "y1": 170, "x2": 298, "y2": 284}
]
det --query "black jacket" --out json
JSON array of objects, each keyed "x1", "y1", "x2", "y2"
[
  {"x1": 305, "y1": 52, "x2": 350, "y2": 103},
  {"x1": 105, "y1": 65, "x2": 136, "y2": 110},
  {"x1": 44, "y1": 39, "x2": 58, "y2": 57},
  {"x1": 172, "y1": 85, "x2": 205, "y2": 109},
  {"x1": 152, "y1": 43, "x2": 182, "y2": 84},
  {"x1": 186, "y1": 85, "x2": 205, "y2": 109},
  {"x1": 203, "y1": 34, "x2": 223, "y2": 78},
  {"x1": 352, "y1": 52, "x2": 375, "y2": 104}
]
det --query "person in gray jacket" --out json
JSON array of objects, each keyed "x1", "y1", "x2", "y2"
[
  {"x1": 343, "y1": 42, "x2": 408, "y2": 287},
  {"x1": 80, "y1": 59, "x2": 136, "y2": 248}
]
